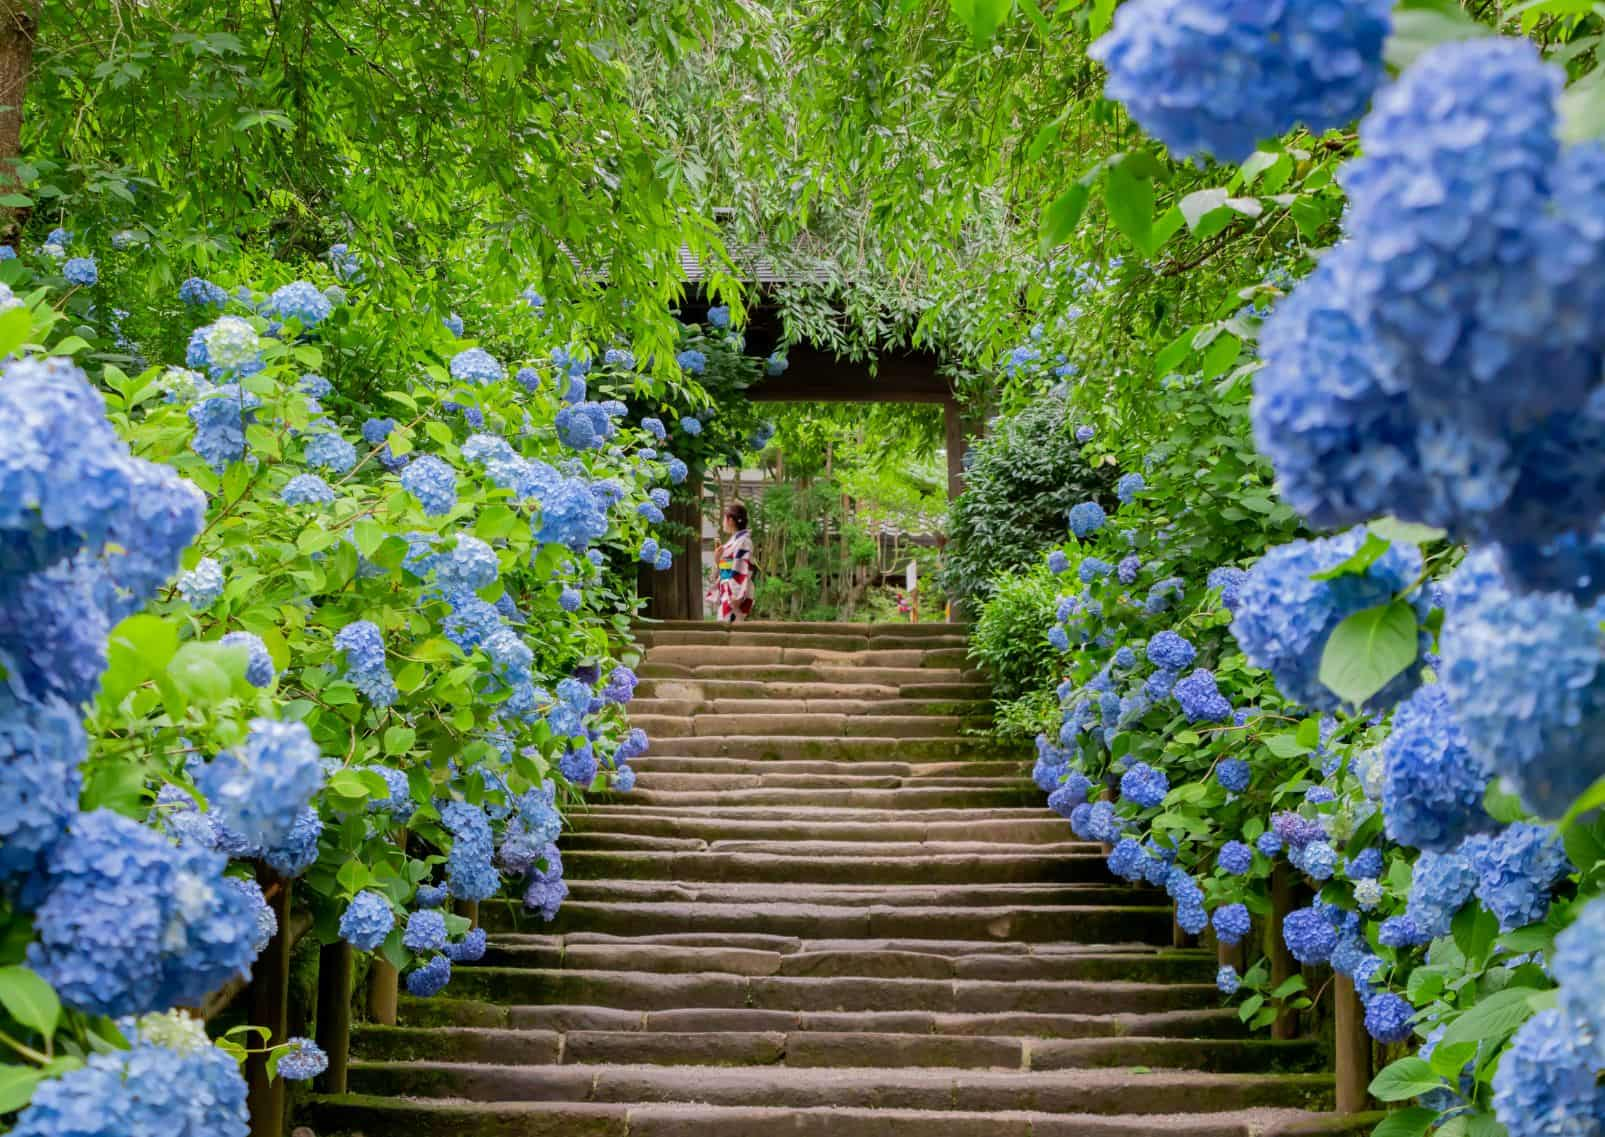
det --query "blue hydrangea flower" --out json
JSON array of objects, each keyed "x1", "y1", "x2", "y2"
[
  {"x1": 340, "y1": 890, "x2": 395, "y2": 951},
  {"x1": 277, "y1": 1037, "x2": 328, "y2": 1081},
  {"x1": 765, "y1": 352, "x2": 788, "y2": 376},
  {"x1": 10, "y1": 1031, "x2": 249, "y2": 1137},
  {"x1": 1362, "y1": 993, "x2": 1414, "y2": 1044},
  {"x1": 1216, "y1": 965, "x2": 1241, "y2": 995},
  {"x1": 1553, "y1": 897, "x2": 1605, "y2": 1068},
  {"x1": 405, "y1": 954, "x2": 452, "y2": 997},
  {"x1": 666, "y1": 456, "x2": 688, "y2": 484},
  {"x1": 1119, "y1": 761, "x2": 1169, "y2": 808},
  {"x1": 1282, "y1": 907, "x2": 1338, "y2": 965},
  {"x1": 1345, "y1": 848, "x2": 1383, "y2": 881},
  {"x1": 1212, "y1": 903, "x2": 1251, "y2": 945},
  {"x1": 28, "y1": 810, "x2": 259, "y2": 1017},
  {"x1": 449, "y1": 347, "x2": 504, "y2": 385},
  {"x1": 1353, "y1": 879, "x2": 1383, "y2": 910},
  {"x1": 1169, "y1": 868, "x2": 1208, "y2": 935},
  {"x1": 0, "y1": 691, "x2": 85, "y2": 884},
  {"x1": 179, "y1": 558, "x2": 225, "y2": 609},
  {"x1": 1174, "y1": 669, "x2": 1232, "y2": 723},
  {"x1": 416, "y1": 883, "x2": 447, "y2": 908},
  {"x1": 261, "y1": 807, "x2": 322, "y2": 877},
  {"x1": 1471, "y1": 823, "x2": 1571, "y2": 932},
  {"x1": 679, "y1": 415, "x2": 703, "y2": 436},
  {"x1": 445, "y1": 927, "x2": 488, "y2": 963},
  {"x1": 524, "y1": 841, "x2": 568, "y2": 920},
  {"x1": 333, "y1": 620, "x2": 397, "y2": 707},
  {"x1": 1406, "y1": 845, "x2": 1479, "y2": 939},
  {"x1": 676, "y1": 349, "x2": 707, "y2": 375},
  {"x1": 180, "y1": 277, "x2": 229, "y2": 307},
  {"x1": 1146, "y1": 631, "x2": 1196, "y2": 671},
  {"x1": 188, "y1": 383, "x2": 261, "y2": 470},
  {"x1": 1231, "y1": 528, "x2": 1426, "y2": 712},
  {"x1": 403, "y1": 908, "x2": 448, "y2": 952},
  {"x1": 1078, "y1": 557, "x2": 1111, "y2": 583},
  {"x1": 1074, "y1": 425, "x2": 1095, "y2": 444},
  {"x1": 654, "y1": 548, "x2": 673, "y2": 571},
  {"x1": 641, "y1": 417, "x2": 667, "y2": 441},
  {"x1": 1380, "y1": 685, "x2": 1495, "y2": 851},
  {"x1": 226, "y1": 877, "x2": 277, "y2": 953},
  {"x1": 706, "y1": 305, "x2": 731, "y2": 328},
  {"x1": 1117, "y1": 554, "x2": 1140, "y2": 584},
  {"x1": 1377, "y1": 914, "x2": 1428, "y2": 948},
  {"x1": 560, "y1": 742, "x2": 600, "y2": 786},
  {"x1": 1299, "y1": 841, "x2": 1337, "y2": 882},
  {"x1": 196, "y1": 719, "x2": 323, "y2": 849},
  {"x1": 1217, "y1": 758, "x2": 1250, "y2": 793},
  {"x1": 401, "y1": 454, "x2": 458, "y2": 516},
  {"x1": 1047, "y1": 625, "x2": 1071, "y2": 652},
  {"x1": 442, "y1": 313, "x2": 464, "y2": 337},
  {"x1": 1068, "y1": 501, "x2": 1106, "y2": 538},
  {"x1": 305, "y1": 431, "x2": 357, "y2": 474},
  {"x1": 1492, "y1": 1009, "x2": 1603, "y2": 1137},
  {"x1": 1116, "y1": 473, "x2": 1144, "y2": 503},
  {"x1": 1207, "y1": 566, "x2": 1248, "y2": 613},
  {"x1": 63, "y1": 256, "x2": 97, "y2": 286},
  {"x1": 264, "y1": 280, "x2": 332, "y2": 328},
  {"x1": 1089, "y1": 0, "x2": 1391, "y2": 163},
  {"x1": 1046, "y1": 550, "x2": 1069, "y2": 574},
  {"x1": 1107, "y1": 837, "x2": 1146, "y2": 881},
  {"x1": 1218, "y1": 841, "x2": 1253, "y2": 876},
  {"x1": 442, "y1": 801, "x2": 499, "y2": 901},
  {"x1": 281, "y1": 473, "x2": 335, "y2": 506}
]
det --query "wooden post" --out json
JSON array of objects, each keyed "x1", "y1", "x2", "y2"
[
  {"x1": 453, "y1": 897, "x2": 480, "y2": 930},
  {"x1": 1269, "y1": 865, "x2": 1300, "y2": 1040},
  {"x1": 1333, "y1": 974, "x2": 1373, "y2": 1112},
  {"x1": 943, "y1": 398, "x2": 966, "y2": 502},
  {"x1": 314, "y1": 940, "x2": 353, "y2": 1095},
  {"x1": 246, "y1": 867, "x2": 291, "y2": 1137},
  {"x1": 1216, "y1": 934, "x2": 1248, "y2": 976},
  {"x1": 368, "y1": 959, "x2": 399, "y2": 1026}
]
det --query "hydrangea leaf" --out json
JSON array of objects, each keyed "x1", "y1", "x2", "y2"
[
  {"x1": 1368, "y1": 517, "x2": 1447, "y2": 546},
  {"x1": 0, "y1": 1066, "x2": 46, "y2": 1115},
  {"x1": 1383, "y1": 0, "x2": 1494, "y2": 73},
  {"x1": 1105, "y1": 160, "x2": 1154, "y2": 252},
  {"x1": 1366, "y1": 1106, "x2": 1439, "y2": 1137},
  {"x1": 1438, "y1": 985, "x2": 1546, "y2": 1049},
  {"x1": 1317, "y1": 599, "x2": 1418, "y2": 706},
  {"x1": 1309, "y1": 533, "x2": 1392, "y2": 581},
  {"x1": 1367, "y1": 1057, "x2": 1442, "y2": 1102},
  {"x1": 948, "y1": 0, "x2": 1014, "y2": 41},
  {"x1": 0, "y1": 965, "x2": 60, "y2": 1039},
  {"x1": 1043, "y1": 182, "x2": 1091, "y2": 247}
]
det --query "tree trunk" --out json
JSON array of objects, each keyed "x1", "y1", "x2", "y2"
[{"x1": 0, "y1": 1, "x2": 39, "y2": 224}]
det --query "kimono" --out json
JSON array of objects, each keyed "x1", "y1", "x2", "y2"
[{"x1": 708, "y1": 528, "x2": 755, "y2": 622}]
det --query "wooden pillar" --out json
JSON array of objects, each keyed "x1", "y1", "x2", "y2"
[
  {"x1": 367, "y1": 959, "x2": 399, "y2": 1026},
  {"x1": 1333, "y1": 974, "x2": 1373, "y2": 1112},
  {"x1": 943, "y1": 398, "x2": 966, "y2": 502},
  {"x1": 645, "y1": 469, "x2": 705, "y2": 620},
  {"x1": 246, "y1": 868, "x2": 291, "y2": 1137},
  {"x1": 1216, "y1": 935, "x2": 1248, "y2": 976},
  {"x1": 453, "y1": 898, "x2": 480, "y2": 930},
  {"x1": 314, "y1": 940, "x2": 353, "y2": 1095},
  {"x1": 1269, "y1": 865, "x2": 1300, "y2": 1040}
]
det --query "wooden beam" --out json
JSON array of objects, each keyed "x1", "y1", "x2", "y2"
[{"x1": 746, "y1": 345, "x2": 950, "y2": 403}]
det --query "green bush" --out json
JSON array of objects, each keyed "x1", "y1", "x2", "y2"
[
  {"x1": 970, "y1": 563, "x2": 1062, "y2": 704},
  {"x1": 943, "y1": 393, "x2": 1112, "y2": 609}
]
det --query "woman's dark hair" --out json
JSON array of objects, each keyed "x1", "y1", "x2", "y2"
[{"x1": 724, "y1": 501, "x2": 749, "y2": 530}]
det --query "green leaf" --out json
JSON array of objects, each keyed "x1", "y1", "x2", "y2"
[
  {"x1": 1368, "y1": 1058, "x2": 1442, "y2": 1103},
  {"x1": 1178, "y1": 188, "x2": 1228, "y2": 231},
  {"x1": 1439, "y1": 986, "x2": 1544, "y2": 1049},
  {"x1": 1384, "y1": 0, "x2": 1494, "y2": 73},
  {"x1": 1369, "y1": 517, "x2": 1447, "y2": 547},
  {"x1": 329, "y1": 769, "x2": 373, "y2": 800},
  {"x1": 0, "y1": 966, "x2": 61, "y2": 1038},
  {"x1": 1428, "y1": 1040, "x2": 1478, "y2": 1079},
  {"x1": 0, "y1": 304, "x2": 32, "y2": 358},
  {"x1": 1318, "y1": 599, "x2": 1419, "y2": 706},
  {"x1": 948, "y1": 0, "x2": 1014, "y2": 40},
  {"x1": 1369, "y1": 1107, "x2": 1442, "y2": 1137},
  {"x1": 1310, "y1": 533, "x2": 1392, "y2": 581},
  {"x1": 1105, "y1": 160, "x2": 1154, "y2": 252},
  {"x1": 383, "y1": 726, "x2": 416, "y2": 755},
  {"x1": 1269, "y1": 975, "x2": 1307, "y2": 999},
  {"x1": 0, "y1": 1065, "x2": 45, "y2": 1114},
  {"x1": 1264, "y1": 733, "x2": 1312, "y2": 759},
  {"x1": 1043, "y1": 183, "x2": 1091, "y2": 246}
]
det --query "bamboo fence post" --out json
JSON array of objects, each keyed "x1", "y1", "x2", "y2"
[
  {"x1": 314, "y1": 940, "x2": 353, "y2": 1094},
  {"x1": 1333, "y1": 974, "x2": 1373, "y2": 1112},
  {"x1": 246, "y1": 866, "x2": 291, "y2": 1137}
]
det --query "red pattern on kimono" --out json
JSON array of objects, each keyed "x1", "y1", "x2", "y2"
[{"x1": 707, "y1": 529, "x2": 755, "y2": 622}]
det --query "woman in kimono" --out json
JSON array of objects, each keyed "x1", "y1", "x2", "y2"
[{"x1": 708, "y1": 501, "x2": 756, "y2": 622}]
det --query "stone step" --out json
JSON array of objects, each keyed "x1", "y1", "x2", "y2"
[
  {"x1": 627, "y1": 756, "x2": 1028, "y2": 778},
  {"x1": 638, "y1": 620, "x2": 971, "y2": 636},
  {"x1": 632, "y1": 735, "x2": 1022, "y2": 761},
  {"x1": 563, "y1": 848, "x2": 1108, "y2": 884},
  {"x1": 628, "y1": 712, "x2": 970, "y2": 738},
  {"x1": 639, "y1": 663, "x2": 987, "y2": 686},
  {"x1": 628, "y1": 771, "x2": 1030, "y2": 792},
  {"x1": 636, "y1": 677, "x2": 992, "y2": 702},
  {"x1": 306, "y1": 1097, "x2": 1376, "y2": 1137},
  {"x1": 441, "y1": 967, "x2": 1213, "y2": 1015},
  {"x1": 477, "y1": 899, "x2": 1174, "y2": 943},
  {"x1": 564, "y1": 810, "x2": 1073, "y2": 845},
  {"x1": 339, "y1": 1062, "x2": 1335, "y2": 1114},
  {"x1": 611, "y1": 785, "x2": 1040, "y2": 809},
  {"x1": 640, "y1": 632, "x2": 973, "y2": 654},
  {"x1": 350, "y1": 1024, "x2": 1325, "y2": 1074},
  {"x1": 558, "y1": 880, "x2": 1150, "y2": 910},
  {"x1": 645, "y1": 645, "x2": 972, "y2": 670},
  {"x1": 399, "y1": 998, "x2": 1257, "y2": 1042},
  {"x1": 477, "y1": 940, "x2": 1209, "y2": 983},
  {"x1": 630, "y1": 697, "x2": 989, "y2": 717}
]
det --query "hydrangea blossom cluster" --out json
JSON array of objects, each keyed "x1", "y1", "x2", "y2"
[
  {"x1": 1089, "y1": 0, "x2": 1391, "y2": 162},
  {"x1": 195, "y1": 719, "x2": 324, "y2": 849},
  {"x1": 442, "y1": 800, "x2": 499, "y2": 901},
  {"x1": 340, "y1": 889, "x2": 396, "y2": 951},
  {"x1": 1380, "y1": 686, "x2": 1494, "y2": 851},
  {"x1": 264, "y1": 280, "x2": 332, "y2": 328},
  {"x1": 333, "y1": 620, "x2": 397, "y2": 707},
  {"x1": 401, "y1": 454, "x2": 458, "y2": 516}
]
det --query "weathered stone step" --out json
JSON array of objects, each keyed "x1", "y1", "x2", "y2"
[
  {"x1": 442, "y1": 967, "x2": 1213, "y2": 1015},
  {"x1": 565, "y1": 810, "x2": 1072, "y2": 845},
  {"x1": 645, "y1": 645, "x2": 971, "y2": 670},
  {"x1": 628, "y1": 772, "x2": 1029, "y2": 792},
  {"x1": 559, "y1": 880, "x2": 1148, "y2": 910},
  {"x1": 637, "y1": 678, "x2": 992, "y2": 702},
  {"x1": 564, "y1": 848, "x2": 1107, "y2": 884},
  {"x1": 631, "y1": 697, "x2": 988, "y2": 718},
  {"x1": 628, "y1": 712, "x2": 970, "y2": 738},
  {"x1": 612, "y1": 785, "x2": 1039, "y2": 809},
  {"x1": 351, "y1": 1024, "x2": 1324, "y2": 1074},
  {"x1": 640, "y1": 663, "x2": 987, "y2": 686},
  {"x1": 636, "y1": 736, "x2": 1021, "y2": 761},
  {"x1": 306, "y1": 1097, "x2": 1377, "y2": 1137},
  {"x1": 627, "y1": 756, "x2": 1028, "y2": 778},
  {"x1": 341, "y1": 1061, "x2": 1335, "y2": 1114},
  {"x1": 638, "y1": 619, "x2": 971, "y2": 636},
  {"x1": 399, "y1": 998, "x2": 1255, "y2": 1042},
  {"x1": 636, "y1": 627, "x2": 971, "y2": 648},
  {"x1": 477, "y1": 899, "x2": 1173, "y2": 943},
  {"x1": 477, "y1": 940, "x2": 1207, "y2": 983}
]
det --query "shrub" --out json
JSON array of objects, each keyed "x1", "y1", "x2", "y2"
[{"x1": 971, "y1": 563, "x2": 1061, "y2": 705}]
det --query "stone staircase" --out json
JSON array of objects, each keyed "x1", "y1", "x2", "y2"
[{"x1": 302, "y1": 621, "x2": 1369, "y2": 1137}]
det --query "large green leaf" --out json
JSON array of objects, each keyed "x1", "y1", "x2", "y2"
[
  {"x1": 1318, "y1": 599, "x2": 1418, "y2": 706},
  {"x1": 0, "y1": 966, "x2": 61, "y2": 1039},
  {"x1": 1439, "y1": 986, "x2": 1544, "y2": 1049},
  {"x1": 1105, "y1": 160, "x2": 1154, "y2": 253},
  {"x1": 1384, "y1": 0, "x2": 1494, "y2": 72},
  {"x1": 1368, "y1": 1058, "x2": 1442, "y2": 1103},
  {"x1": 1370, "y1": 1108, "x2": 1443, "y2": 1137},
  {"x1": 948, "y1": 0, "x2": 1014, "y2": 40}
]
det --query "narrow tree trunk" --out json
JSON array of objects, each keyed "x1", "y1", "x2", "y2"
[{"x1": 0, "y1": 1, "x2": 40, "y2": 230}]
